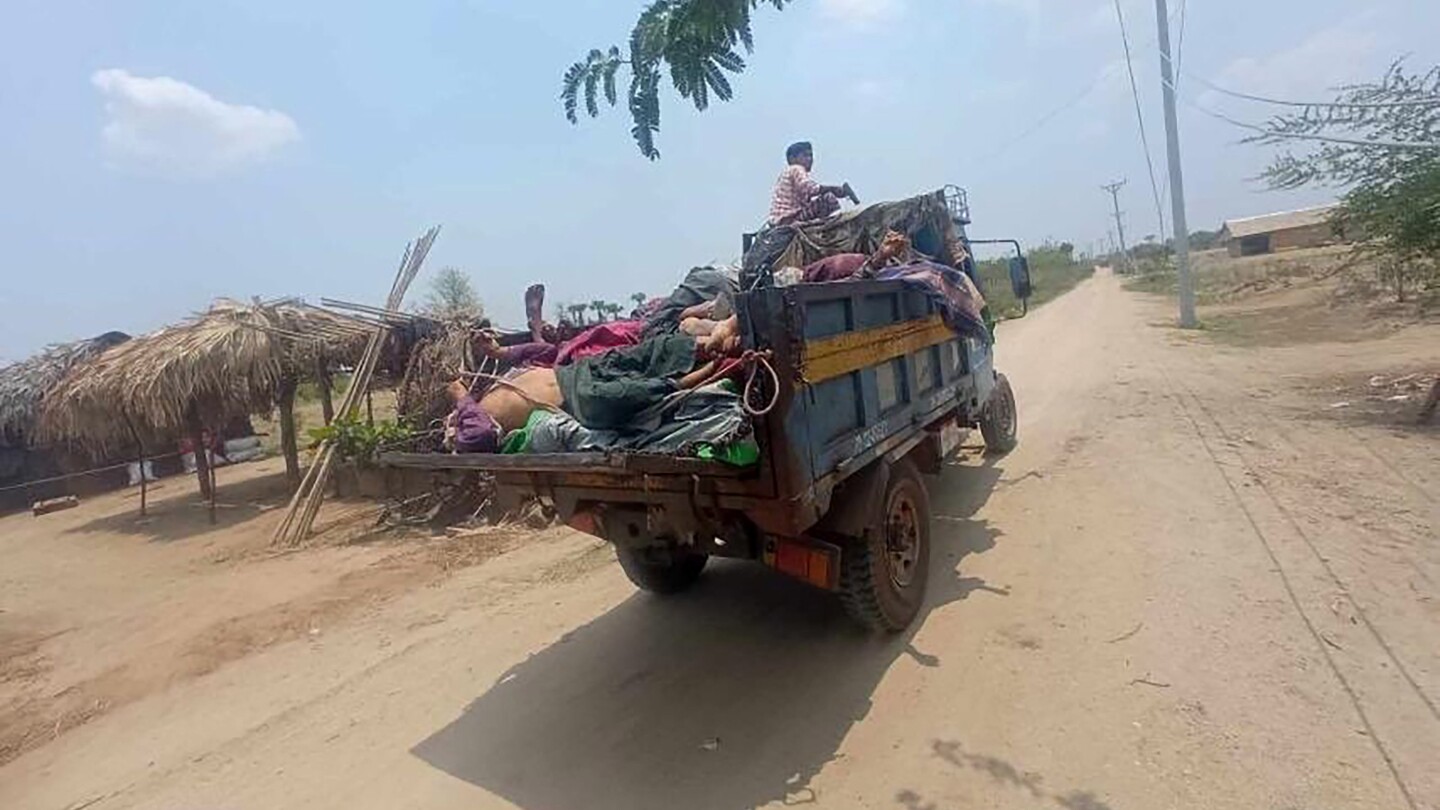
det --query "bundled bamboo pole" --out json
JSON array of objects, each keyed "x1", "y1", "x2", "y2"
[{"x1": 272, "y1": 226, "x2": 440, "y2": 545}]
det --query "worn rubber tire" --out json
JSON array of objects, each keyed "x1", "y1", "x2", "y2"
[
  {"x1": 615, "y1": 545, "x2": 708, "y2": 595},
  {"x1": 980, "y1": 372, "x2": 1019, "y2": 455},
  {"x1": 839, "y1": 460, "x2": 931, "y2": 633}
]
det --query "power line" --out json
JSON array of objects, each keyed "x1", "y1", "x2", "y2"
[
  {"x1": 971, "y1": 64, "x2": 1122, "y2": 168},
  {"x1": 971, "y1": 5, "x2": 1182, "y2": 175},
  {"x1": 1172, "y1": 83, "x2": 1440, "y2": 150},
  {"x1": 1113, "y1": 0, "x2": 1169, "y2": 240},
  {"x1": 1101, "y1": 180, "x2": 1131, "y2": 271},
  {"x1": 1173, "y1": 0, "x2": 1188, "y2": 89},
  {"x1": 1166, "y1": 60, "x2": 1440, "y2": 109}
]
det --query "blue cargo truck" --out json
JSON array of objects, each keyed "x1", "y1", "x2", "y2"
[{"x1": 382, "y1": 189, "x2": 1029, "y2": 631}]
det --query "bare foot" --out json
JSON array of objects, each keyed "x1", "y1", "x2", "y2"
[
  {"x1": 698, "y1": 315, "x2": 741, "y2": 357},
  {"x1": 681, "y1": 317, "x2": 718, "y2": 337},
  {"x1": 679, "y1": 300, "x2": 717, "y2": 322},
  {"x1": 524, "y1": 284, "x2": 546, "y2": 342}
]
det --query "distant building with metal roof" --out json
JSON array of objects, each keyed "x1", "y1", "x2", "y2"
[{"x1": 1218, "y1": 204, "x2": 1346, "y2": 257}]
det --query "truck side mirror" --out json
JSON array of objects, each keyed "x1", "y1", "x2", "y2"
[{"x1": 1009, "y1": 256, "x2": 1032, "y2": 300}]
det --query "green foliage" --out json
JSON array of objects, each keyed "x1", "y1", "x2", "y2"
[
  {"x1": 561, "y1": 0, "x2": 793, "y2": 159},
  {"x1": 1251, "y1": 61, "x2": 1440, "y2": 300},
  {"x1": 296, "y1": 372, "x2": 350, "y2": 404},
  {"x1": 556, "y1": 299, "x2": 630, "y2": 325},
  {"x1": 976, "y1": 244, "x2": 1094, "y2": 319},
  {"x1": 1129, "y1": 241, "x2": 1169, "y2": 263},
  {"x1": 1188, "y1": 229, "x2": 1223, "y2": 251},
  {"x1": 307, "y1": 415, "x2": 414, "y2": 465},
  {"x1": 422, "y1": 266, "x2": 484, "y2": 322}
]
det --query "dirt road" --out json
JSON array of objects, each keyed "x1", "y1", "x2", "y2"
[{"x1": 3, "y1": 270, "x2": 1436, "y2": 809}]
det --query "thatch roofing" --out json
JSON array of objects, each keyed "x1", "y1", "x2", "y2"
[
  {"x1": 40, "y1": 300, "x2": 373, "y2": 450},
  {"x1": 0, "y1": 331, "x2": 130, "y2": 445}
]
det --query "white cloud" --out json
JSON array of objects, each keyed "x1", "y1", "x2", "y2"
[
  {"x1": 1201, "y1": 20, "x2": 1381, "y2": 111},
  {"x1": 818, "y1": 0, "x2": 904, "y2": 27},
  {"x1": 91, "y1": 69, "x2": 300, "y2": 178},
  {"x1": 853, "y1": 77, "x2": 904, "y2": 100},
  {"x1": 976, "y1": 0, "x2": 1042, "y2": 34},
  {"x1": 974, "y1": 0, "x2": 1133, "y2": 43},
  {"x1": 1084, "y1": 0, "x2": 1149, "y2": 36}
]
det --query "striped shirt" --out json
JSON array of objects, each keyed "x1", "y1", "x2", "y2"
[{"x1": 768, "y1": 164, "x2": 821, "y2": 225}]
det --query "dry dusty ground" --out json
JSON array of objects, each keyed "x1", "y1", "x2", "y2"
[{"x1": 1, "y1": 269, "x2": 1436, "y2": 810}]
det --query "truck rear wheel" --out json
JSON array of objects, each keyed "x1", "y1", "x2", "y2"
[
  {"x1": 980, "y1": 373, "x2": 1018, "y2": 455},
  {"x1": 839, "y1": 460, "x2": 931, "y2": 632},
  {"x1": 616, "y1": 545, "x2": 708, "y2": 595}
]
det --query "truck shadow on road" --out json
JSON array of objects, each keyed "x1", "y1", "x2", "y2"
[{"x1": 412, "y1": 462, "x2": 1005, "y2": 810}]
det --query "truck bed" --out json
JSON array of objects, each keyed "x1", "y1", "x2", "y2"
[{"x1": 382, "y1": 276, "x2": 991, "y2": 538}]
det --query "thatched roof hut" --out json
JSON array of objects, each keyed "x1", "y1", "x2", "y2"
[
  {"x1": 395, "y1": 323, "x2": 475, "y2": 430},
  {"x1": 40, "y1": 300, "x2": 373, "y2": 493},
  {"x1": 0, "y1": 331, "x2": 130, "y2": 446}
]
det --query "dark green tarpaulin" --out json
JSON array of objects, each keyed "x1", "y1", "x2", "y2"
[
  {"x1": 555, "y1": 334, "x2": 697, "y2": 430},
  {"x1": 742, "y1": 190, "x2": 968, "y2": 286}
]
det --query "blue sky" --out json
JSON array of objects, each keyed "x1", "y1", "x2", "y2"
[{"x1": 1, "y1": 0, "x2": 1435, "y2": 360}]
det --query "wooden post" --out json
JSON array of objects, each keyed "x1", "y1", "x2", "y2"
[
  {"x1": 316, "y1": 358, "x2": 335, "y2": 426},
  {"x1": 365, "y1": 391, "x2": 374, "y2": 426},
  {"x1": 277, "y1": 374, "x2": 300, "y2": 485},
  {"x1": 185, "y1": 400, "x2": 212, "y2": 502},
  {"x1": 123, "y1": 413, "x2": 147, "y2": 517}
]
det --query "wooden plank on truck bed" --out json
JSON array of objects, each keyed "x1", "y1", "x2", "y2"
[
  {"x1": 378, "y1": 451, "x2": 747, "y2": 477},
  {"x1": 803, "y1": 315, "x2": 954, "y2": 384}
]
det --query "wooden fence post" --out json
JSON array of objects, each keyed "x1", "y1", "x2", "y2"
[
  {"x1": 185, "y1": 400, "x2": 212, "y2": 502},
  {"x1": 277, "y1": 374, "x2": 300, "y2": 485}
]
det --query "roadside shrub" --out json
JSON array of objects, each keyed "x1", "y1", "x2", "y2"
[{"x1": 307, "y1": 415, "x2": 414, "y2": 465}]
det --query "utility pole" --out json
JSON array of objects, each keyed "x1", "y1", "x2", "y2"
[
  {"x1": 1101, "y1": 180, "x2": 1130, "y2": 272},
  {"x1": 1154, "y1": 0, "x2": 1196, "y2": 327}
]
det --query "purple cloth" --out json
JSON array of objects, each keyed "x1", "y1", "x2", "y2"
[
  {"x1": 452, "y1": 396, "x2": 499, "y2": 453},
  {"x1": 499, "y1": 342, "x2": 559, "y2": 368},
  {"x1": 802, "y1": 253, "x2": 868, "y2": 283},
  {"x1": 555, "y1": 319, "x2": 644, "y2": 366},
  {"x1": 874, "y1": 261, "x2": 989, "y2": 341},
  {"x1": 492, "y1": 321, "x2": 645, "y2": 370}
]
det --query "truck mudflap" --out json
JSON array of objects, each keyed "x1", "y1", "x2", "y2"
[{"x1": 763, "y1": 535, "x2": 843, "y2": 591}]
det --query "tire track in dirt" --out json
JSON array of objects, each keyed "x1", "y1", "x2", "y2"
[
  {"x1": 1339, "y1": 423, "x2": 1438, "y2": 507},
  {"x1": 1155, "y1": 368, "x2": 1433, "y2": 810},
  {"x1": 1183, "y1": 385, "x2": 1440, "y2": 723}
]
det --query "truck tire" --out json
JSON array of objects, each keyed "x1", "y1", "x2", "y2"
[
  {"x1": 839, "y1": 460, "x2": 931, "y2": 632},
  {"x1": 980, "y1": 373, "x2": 1018, "y2": 455},
  {"x1": 615, "y1": 545, "x2": 708, "y2": 595}
]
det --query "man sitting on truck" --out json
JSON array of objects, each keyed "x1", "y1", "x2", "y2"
[{"x1": 767, "y1": 141, "x2": 859, "y2": 226}]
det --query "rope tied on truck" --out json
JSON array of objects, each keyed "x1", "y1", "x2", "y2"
[
  {"x1": 665, "y1": 348, "x2": 779, "y2": 418},
  {"x1": 740, "y1": 349, "x2": 780, "y2": 417}
]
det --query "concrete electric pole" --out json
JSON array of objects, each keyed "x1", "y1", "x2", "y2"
[
  {"x1": 1101, "y1": 180, "x2": 1130, "y2": 272},
  {"x1": 1154, "y1": 0, "x2": 1197, "y2": 327}
]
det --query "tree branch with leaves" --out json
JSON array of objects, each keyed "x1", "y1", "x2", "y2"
[
  {"x1": 561, "y1": 0, "x2": 794, "y2": 159},
  {"x1": 421, "y1": 267, "x2": 484, "y2": 322},
  {"x1": 1247, "y1": 61, "x2": 1440, "y2": 421},
  {"x1": 1248, "y1": 61, "x2": 1440, "y2": 302}
]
